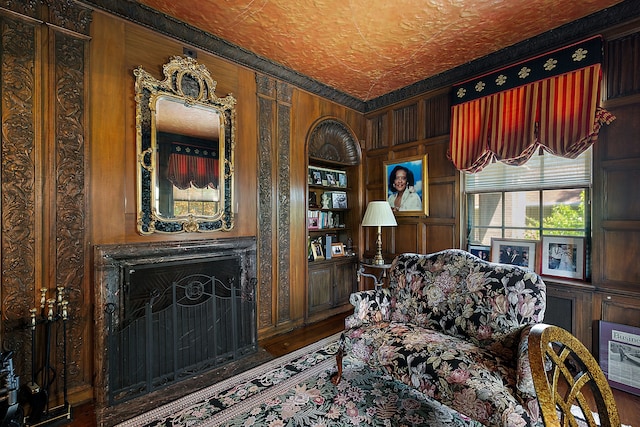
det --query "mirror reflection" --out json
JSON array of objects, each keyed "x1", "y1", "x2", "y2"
[
  {"x1": 154, "y1": 96, "x2": 222, "y2": 219},
  {"x1": 135, "y1": 56, "x2": 236, "y2": 234}
]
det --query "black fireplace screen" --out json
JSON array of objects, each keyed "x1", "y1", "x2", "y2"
[{"x1": 106, "y1": 255, "x2": 257, "y2": 405}]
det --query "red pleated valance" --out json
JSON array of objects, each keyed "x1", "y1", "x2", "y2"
[
  {"x1": 449, "y1": 36, "x2": 615, "y2": 173},
  {"x1": 166, "y1": 143, "x2": 219, "y2": 189}
]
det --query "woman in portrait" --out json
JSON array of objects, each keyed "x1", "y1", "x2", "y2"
[{"x1": 387, "y1": 165, "x2": 422, "y2": 211}]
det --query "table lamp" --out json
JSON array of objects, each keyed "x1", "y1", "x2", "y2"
[{"x1": 361, "y1": 201, "x2": 397, "y2": 265}]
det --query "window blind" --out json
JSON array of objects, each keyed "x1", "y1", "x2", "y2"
[{"x1": 464, "y1": 147, "x2": 591, "y2": 193}]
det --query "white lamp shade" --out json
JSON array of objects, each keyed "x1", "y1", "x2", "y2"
[{"x1": 361, "y1": 201, "x2": 397, "y2": 227}]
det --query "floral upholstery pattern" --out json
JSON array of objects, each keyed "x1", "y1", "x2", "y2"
[{"x1": 339, "y1": 249, "x2": 547, "y2": 427}]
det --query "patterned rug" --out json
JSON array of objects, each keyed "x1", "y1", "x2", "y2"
[{"x1": 115, "y1": 332, "x2": 483, "y2": 427}]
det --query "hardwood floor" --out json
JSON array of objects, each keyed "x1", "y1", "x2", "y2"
[{"x1": 67, "y1": 313, "x2": 639, "y2": 426}]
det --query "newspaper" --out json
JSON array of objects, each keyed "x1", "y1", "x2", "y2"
[{"x1": 600, "y1": 321, "x2": 640, "y2": 396}]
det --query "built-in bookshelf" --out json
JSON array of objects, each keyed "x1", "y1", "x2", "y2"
[
  {"x1": 307, "y1": 161, "x2": 358, "y2": 322},
  {"x1": 307, "y1": 165, "x2": 352, "y2": 259},
  {"x1": 305, "y1": 118, "x2": 361, "y2": 323}
]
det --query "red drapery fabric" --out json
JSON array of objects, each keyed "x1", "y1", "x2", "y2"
[
  {"x1": 449, "y1": 37, "x2": 615, "y2": 173},
  {"x1": 167, "y1": 152, "x2": 219, "y2": 189}
]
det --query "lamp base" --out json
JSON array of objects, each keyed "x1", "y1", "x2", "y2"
[
  {"x1": 372, "y1": 255, "x2": 386, "y2": 265},
  {"x1": 373, "y1": 227, "x2": 385, "y2": 265}
]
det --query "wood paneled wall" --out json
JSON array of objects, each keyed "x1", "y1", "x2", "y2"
[
  {"x1": 87, "y1": 5, "x2": 365, "y2": 390},
  {"x1": 0, "y1": 3, "x2": 365, "y2": 408},
  {"x1": 0, "y1": 0, "x2": 94, "y2": 404},
  {"x1": 363, "y1": 89, "x2": 460, "y2": 258},
  {"x1": 591, "y1": 29, "x2": 640, "y2": 329},
  {"x1": 361, "y1": 26, "x2": 640, "y2": 352},
  {"x1": 3, "y1": 0, "x2": 640, "y2": 413}
]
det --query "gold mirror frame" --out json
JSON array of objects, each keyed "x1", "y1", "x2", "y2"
[{"x1": 134, "y1": 56, "x2": 236, "y2": 234}]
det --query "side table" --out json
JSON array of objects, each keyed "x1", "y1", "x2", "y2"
[{"x1": 358, "y1": 259, "x2": 393, "y2": 290}]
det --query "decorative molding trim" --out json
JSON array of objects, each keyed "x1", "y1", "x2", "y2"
[
  {"x1": 80, "y1": 0, "x2": 640, "y2": 112},
  {"x1": 366, "y1": 0, "x2": 640, "y2": 111},
  {"x1": 46, "y1": 0, "x2": 93, "y2": 36},
  {"x1": 79, "y1": 0, "x2": 365, "y2": 111},
  {"x1": 0, "y1": 0, "x2": 38, "y2": 19}
]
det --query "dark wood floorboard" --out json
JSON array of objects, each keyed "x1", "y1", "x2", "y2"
[{"x1": 66, "y1": 313, "x2": 639, "y2": 426}]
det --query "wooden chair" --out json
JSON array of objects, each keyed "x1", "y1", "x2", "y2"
[{"x1": 528, "y1": 323, "x2": 621, "y2": 427}]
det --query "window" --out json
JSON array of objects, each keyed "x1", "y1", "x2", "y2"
[
  {"x1": 465, "y1": 148, "x2": 591, "y2": 276},
  {"x1": 172, "y1": 185, "x2": 220, "y2": 216}
]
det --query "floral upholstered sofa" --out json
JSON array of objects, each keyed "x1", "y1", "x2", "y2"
[{"x1": 332, "y1": 249, "x2": 547, "y2": 427}]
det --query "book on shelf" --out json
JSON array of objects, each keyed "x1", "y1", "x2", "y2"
[{"x1": 307, "y1": 210, "x2": 341, "y2": 230}]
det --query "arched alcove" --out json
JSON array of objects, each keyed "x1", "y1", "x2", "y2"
[
  {"x1": 305, "y1": 118, "x2": 361, "y2": 324},
  {"x1": 308, "y1": 119, "x2": 361, "y2": 166}
]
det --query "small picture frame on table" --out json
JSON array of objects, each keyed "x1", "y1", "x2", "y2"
[
  {"x1": 311, "y1": 241, "x2": 324, "y2": 260},
  {"x1": 331, "y1": 243, "x2": 345, "y2": 257},
  {"x1": 541, "y1": 236, "x2": 585, "y2": 280},
  {"x1": 468, "y1": 244, "x2": 490, "y2": 261},
  {"x1": 490, "y1": 238, "x2": 537, "y2": 271}
]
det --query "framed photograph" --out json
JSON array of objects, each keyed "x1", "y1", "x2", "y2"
[
  {"x1": 331, "y1": 242, "x2": 345, "y2": 257},
  {"x1": 310, "y1": 168, "x2": 323, "y2": 185},
  {"x1": 311, "y1": 241, "x2": 324, "y2": 260},
  {"x1": 325, "y1": 172, "x2": 337, "y2": 187},
  {"x1": 337, "y1": 172, "x2": 347, "y2": 188},
  {"x1": 331, "y1": 191, "x2": 347, "y2": 209},
  {"x1": 308, "y1": 191, "x2": 318, "y2": 208},
  {"x1": 308, "y1": 216, "x2": 319, "y2": 230},
  {"x1": 468, "y1": 244, "x2": 491, "y2": 261},
  {"x1": 384, "y1": 154, "x2": 428, "y2": 216},
  {"x1": 599, "y1": 321, "x2": 640, "y2": 396},
  {"x1": 541, "y1": 236, "x2": 585, "y2": 280},
  {"x1": 490, "y1": 238, "x2": 537, "y2": 270}
]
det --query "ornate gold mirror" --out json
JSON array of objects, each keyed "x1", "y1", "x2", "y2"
[{"x1": 135, "y1": 56, "x2": 236, "y2": 234}]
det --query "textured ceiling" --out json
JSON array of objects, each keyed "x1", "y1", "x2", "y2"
[{"x1": 136, "y1": 0, "x2": 624, "y2": 101}]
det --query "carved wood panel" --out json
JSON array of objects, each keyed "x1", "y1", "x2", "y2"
[
  {"x1": 0, "y1": 11, "x2": 37, "y2": 378},
  {"x1": 256, "y1": 74, "x2": 293, "y2": 332},
  {"x1": 256, "y1": 75, "x2": 275, "y2": 330},
  {"x1": 52, "y1": 27, "x2": 89, "y2": 389},
  {"x1": 276, "y1": 81, "x2": 292, "y2": 322},
  {"x1": 0, "y1": 0, "x2": 92, "y2": 402}
]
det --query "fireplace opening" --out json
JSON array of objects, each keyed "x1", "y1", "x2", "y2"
[{"x1": 95, "y1": 238, "x2": 257, "y2": 409}]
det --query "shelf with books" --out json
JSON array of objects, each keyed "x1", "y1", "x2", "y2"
[{"x1": 305, "y1": 120, "x2": 361, "y2": 323}]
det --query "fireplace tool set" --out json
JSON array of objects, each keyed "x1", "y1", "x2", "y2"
[
  {"x1": 22, "y1": 287, "x2": 71, "y2": 427},
  {"x1": 0, "y1": 312, "x2": 22, "y2": 427}
]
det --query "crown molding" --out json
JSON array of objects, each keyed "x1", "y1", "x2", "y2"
[{"x1": 80, "y1": 0, "x2": 640, "y2": 113}]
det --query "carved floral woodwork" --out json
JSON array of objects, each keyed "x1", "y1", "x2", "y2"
[
  {"x1": 0, "y1": 0, "x2": 92, "y2": 400},
  {"x1": 256, "y1": 74, "x2": 293, "y2": 331}
]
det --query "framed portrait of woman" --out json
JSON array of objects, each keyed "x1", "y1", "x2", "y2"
[{"x1": 383, "y1": 154, "x2": 428, "y2": 216}]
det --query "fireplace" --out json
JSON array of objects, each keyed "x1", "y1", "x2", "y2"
[{"x1": 94, "y1": 238, "x2": 257, "y2": 412}]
